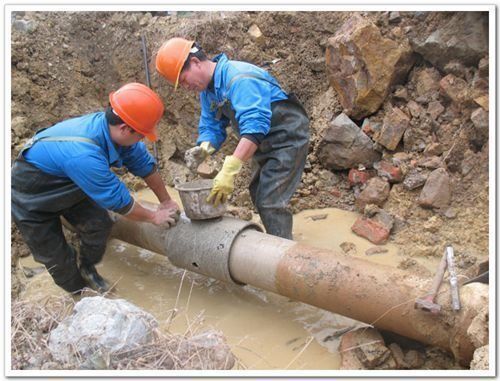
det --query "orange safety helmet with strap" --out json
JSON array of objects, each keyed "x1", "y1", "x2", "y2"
[
  {"x1": 109, "y1": 82, "x2": 164, "y2": 142},
  {"x1": 155, "y1": 37, "x2": 194, "y2": 90}
]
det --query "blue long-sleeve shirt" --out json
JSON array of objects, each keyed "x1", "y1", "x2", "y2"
[
  {"x1": 23, "y1": 112, "x2": 156, "y2": 213},
  {"x1": 196, "y1": 53, "x2": 288, "y2": 150}
]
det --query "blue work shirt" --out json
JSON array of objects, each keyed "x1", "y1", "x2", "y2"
[
  {"x1": 23, "y1": 112, "x2": 156, "y2": 213},
  {"x1": 197, "y1": 53, "x2": 288, "y2": 150}
]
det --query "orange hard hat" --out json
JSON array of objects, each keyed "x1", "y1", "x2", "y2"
[
  {"x1": 109, "y1": 83, "x2": 164, "y2": 142},
  {"x1": 155, "y1": 37, "x2": 194, "y2": 90}
]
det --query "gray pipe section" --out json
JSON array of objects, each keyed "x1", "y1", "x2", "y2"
[
  {"x1": 109, "y1": 214, "x2": 487, "y2": 364},
  {"x1": 110, "y1": 214, "x2": 261, "y2": 284}
]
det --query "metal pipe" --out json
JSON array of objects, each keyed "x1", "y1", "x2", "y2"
[{"x1": 109, "y1": 214, "x2": 488, "y2": 365}]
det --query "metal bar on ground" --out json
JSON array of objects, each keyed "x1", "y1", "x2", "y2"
[{"x1": 141, "y1": 33, "x2": 159, "y2": 163}]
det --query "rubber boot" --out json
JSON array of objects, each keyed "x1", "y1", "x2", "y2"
[{"x1": 79, "y1": 263, "x2": 111, "y2": 293}]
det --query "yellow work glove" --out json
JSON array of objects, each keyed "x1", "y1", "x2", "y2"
[
  {"x1": 200, "y1": 141, "x2": 216, "y2": 155},
  {"x1": 207, "y1": 155, "x2": 243, "y2": 207}
]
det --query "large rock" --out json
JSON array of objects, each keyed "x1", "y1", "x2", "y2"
[
  {"x1": 48, "y1": 297, "x2": 158, "y2": 364},
  {"x1": 317, "y1": 113, "x2": 381, "y2": 170},
  {"x1": 376, "y1": 107, "x2": 410, "y2": 151},
  {"x1": 326, "y1": 14, "x2": 414, "y2": 120},
  {"x1": 418, "y1": 168, "x2": 451, "y2": 209},
  {"x1": 411, "y1": 12, "x2": 488, "y2": 70}
]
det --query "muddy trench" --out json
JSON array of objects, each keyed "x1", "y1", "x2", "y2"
[{"x1": 10, "y1": 11, "x2": 489, "y2": 372}]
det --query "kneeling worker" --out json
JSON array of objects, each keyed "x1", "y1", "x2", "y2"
[{"x1": 11, "y1": 83, "x2": 179, "y2": 294}]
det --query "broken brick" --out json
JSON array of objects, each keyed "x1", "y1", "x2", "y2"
[
  {"x1": 348, "y1": 168, "x2": 375, "y2": 187},
  {"x1": 374, "y1": 161, "x2": 403, "y2": 183},
  {"x1": 351, "y1": 217, "x2": 390, "y2": 244}
]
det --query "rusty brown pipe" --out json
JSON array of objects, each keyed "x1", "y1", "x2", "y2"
[{"x1": 108, "y1": 214, "x2": 488, "y2": 365}]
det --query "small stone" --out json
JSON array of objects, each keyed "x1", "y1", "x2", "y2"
[
  {"x1": 393, "y1": 87, "x2": 408, "y2": 101},
  {"x1": 443, "y1": 60, "x2": 468, "y2": 79},
  {"x1": 407, "y1": 100, "x2": 423, "y2": 118},
  {"x1": 248, "y1": 24, "x2": 264, "y2": 44},
  {"x1": 340, "y1": 241, "x2": 357, "y2": 255},
  {"x1": 308, "y1": 57, "x2": 326, "y2": 73},
  {"x1": 310, "y1": 213, "x2": 328, "y2": 221},
  {"x1": 423, "y1": 216, "x2": 442, "y2": 233},
  {"x1": 12, "y1": 19, "x2": 38, "y2": 33},
  {"x1": 139, "y1": 12, "x2": 152, "y2": 26},
  {"x1": 41, "y1": 362, "x2": 60, "y2": 370},
  {"x1": 403, "y1": 169, "x2": 428, "y2": 190},
  {"x1": 373, "y1": 209, "x2": 394, "y2": 231},
  {"x1": 440, "y1": 74, "x2": 470, "y2": 104},
  {"x1": 365, "y1": 247, "x2": 388, "y2": 256},
  {"x1": 377, "y1": 108, "x2": 410, "y2": 151},
  {"x1": 478, "y1": 57, "x2": 489, "y2": 78},
  {"x1": 471, "y1": 108, "x2": 488, "y2": 131},
  {"x1": 348, "y1": 168, "x2": 375, "y2": 187},
  {"x1": 373, "y1": 161, "x2": 403, "y2": 183},
  {"x1": 361, "y1": 118, "x2": 382, "y2": 136},
  {"x1": 423, "y1": 142, "x2": 443, "y2": 157},
  {"x1": 363, "y1": 204, "x2": 380, "y2": 217},
  {"x1": 196, "y1": 161, "x2": 217, "y2": 179},
  {"x1": 389, "y1": 11, "x2": 401, "y2": 23},
  {"x1": 416, "y1": 68, "x2": 441, "y2": 97},
  {"x1": 474, "y1": 94, "x2": 489, "y2": 111},
  {"x1": 417, "y1": 156, "x2": 442, "y2": 169},
  {"x1": 405, "y1": 350, "x2": 425, "y2": 369},
  {"x1": 392, "y1": 152, "x2": 410, "y2": 166},
  {"x1": 355, "y1": 177, "x2": 390, "y2": 211},
  {"x1": 427, "y1": 101, "x2": 444, "y2": 120},
  {"x1": 388, "y1": 343, "x2": 408, "y2": 369},
  {"x1": 339, "y1": 328, "x2": 393, "y2": 369},
  {"x1": 442, "y1": 208, "x2": 457, "y2": 219}
]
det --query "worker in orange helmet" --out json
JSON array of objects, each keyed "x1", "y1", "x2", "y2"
[
  {"x1": 11, "y1": 83, "x2": 179, "y2": 294},
  {"x1": 156, "y1": 38, "x2": 309, "y2": 240}
]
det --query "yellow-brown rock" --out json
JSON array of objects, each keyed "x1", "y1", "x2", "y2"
[{"x1": 326, "y1": 14, "x2": 414, "y2": 120}]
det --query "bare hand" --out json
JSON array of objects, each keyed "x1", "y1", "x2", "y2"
[
  {"x1": 159, "y1": 199, "x2": 179, "y2": 213},
  {"x1": 151, "y1": 208, "x2": 178, "y2": 228}
]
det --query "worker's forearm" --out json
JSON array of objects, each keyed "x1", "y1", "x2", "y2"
[
  {"x1": 233, "y1": 137, "x2": 258, "y2": 161},
  {"x1": 143, "y1": 171, "x2": 171, "y2": 203},
  {"x1": 124, "y1": 200, "x2": 155, "y2": 223}
]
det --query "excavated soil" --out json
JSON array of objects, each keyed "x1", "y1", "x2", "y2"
[{"x1": 10, "y1": 11, "x2": 489, "y2": 371}]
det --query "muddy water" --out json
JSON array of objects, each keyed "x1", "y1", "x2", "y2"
[{"x1": 18, "y1": 187, "x2": 439, "y2": 370}]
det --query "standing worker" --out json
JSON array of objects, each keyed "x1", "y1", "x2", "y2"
[
  {"x1": 155, "y1": 38, "x2": 309, "y2": 239},
  {"x1": 11, "y1": 83, "x2": 179, "y2": 294}
]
